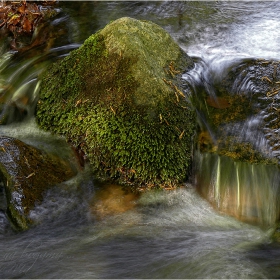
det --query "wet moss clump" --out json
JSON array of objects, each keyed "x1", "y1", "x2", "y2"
[
  {"x1": 206, "y1": 94, "x2": 255, "y2": 128},
  {"x1": 36, "y1": 17, "x2": 196, "y2": 188},
  {"x1": 197, "y1": 130, "x2": 276, "y2": 165},
  {"x1": 217, "y1": 136, "x2": 277, "y2": 164}
]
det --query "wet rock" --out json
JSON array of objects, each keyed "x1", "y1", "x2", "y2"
[
  {"x1": 195, "y1": 58, "x2": 280, "y2": 164},
  {"x1": 194, "y1": 58, "x2": 280, "y2": 227},
  {"x1": 0, "y1": 136, "x2": 78, "y2": 230},
  {"x1": 36, "y1": 17, "x2": 196, "y2": 188}
]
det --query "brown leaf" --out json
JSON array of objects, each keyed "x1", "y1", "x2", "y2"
[
  {"x1": 22, "y1": 17, "x2": 32, "y2": 33},
  {"x1": 0, "y1": 7, "x2": 9, "y2": 13},
  {"x1": 18, "y1": 4, "x2": 26, "y2": 14}
]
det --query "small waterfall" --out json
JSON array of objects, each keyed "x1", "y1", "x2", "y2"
[
  {"x1": 183, "y1": 39, "x2": 280, "y2": 228},
  {"x1": 195, "y1": 151, "x2": 280, "y2": 227}
]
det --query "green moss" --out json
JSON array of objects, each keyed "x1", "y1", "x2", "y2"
[
  {"x1": 217, "y1": 136, "x2": 277, "y2": 164},
  {"x1": 192, "y1": 90, "x2": 256, "y2": 132},
  {"x1": 62, "y1": 102, "x2": 194, "y2": 187},
  {"x1": 6, "y1": 199, "x2": 29, "y2": 231},
  {"x1": 207, "y1": 94, "x2": 256, "y2": 128},
  {"x1": 37, "y1": 32, "x2": 139, "y2": 127},
  {"x1": 36, "y1": 19, "x2": 195, "y2": 188}
]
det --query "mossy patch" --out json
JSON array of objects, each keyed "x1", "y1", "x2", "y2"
[
  {"x1": 197, "y1": 130, "x2": 276, "y2": 164},
  {"x1": 206, "y1": 94, "x2": 256, "y2": 128},
  {"x1": 217, "y1": 136, "x2": 277, "y2": 164},
  {"x1": 36, "y1": 17, "x2": 196, "y2": 188}
]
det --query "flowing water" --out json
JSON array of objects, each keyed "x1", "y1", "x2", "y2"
[{"x1": 1, "y1": 1, "x2": 280, "y2": 278}]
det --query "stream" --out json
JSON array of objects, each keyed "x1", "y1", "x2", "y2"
[{"x1": 1, "y1": 1, "x2": 280, "y2": 278}]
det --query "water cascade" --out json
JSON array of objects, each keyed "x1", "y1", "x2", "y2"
[{"x1": 195, "y1": 152, "x2": 280, "y2": 227}]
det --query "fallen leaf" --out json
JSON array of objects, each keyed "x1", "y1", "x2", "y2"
[
  {"x1": 22, "y1": 17, "x2": 32, "y2": 33},
  {"x1": 18, "y1": 4, "x2": 26, "y2": 14}
]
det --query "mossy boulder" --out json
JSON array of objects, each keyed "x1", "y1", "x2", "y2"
[
  {"x1": 36, "y1": 17, "x2": 196, "y2": 188},
  {"x1": 0, "y1": 136, "x2": 78, "y2": 230}
]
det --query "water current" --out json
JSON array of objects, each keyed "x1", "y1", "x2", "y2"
[{"x1": 1, "y1": 1, "x2": 280, "y2": 278}]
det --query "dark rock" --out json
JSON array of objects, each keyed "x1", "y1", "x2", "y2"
[{"x1": 0, "y1": 136, "x2": 78, "y2": 230}]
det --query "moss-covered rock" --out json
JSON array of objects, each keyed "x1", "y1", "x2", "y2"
[
  {"x1": 0, "y1": 136, "x2": 78, "y2": 230},
  {"x1": 36, "y1": 17, "x2": 196, "y2": 188},
  {"x1": 195, "y1": 58, "x2": 280, "y2": 165}
]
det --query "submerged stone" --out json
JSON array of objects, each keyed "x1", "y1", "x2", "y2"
[
  {"x1": 0, "y1": 136, "x2": 78, "y2": 230},
  {"x1": 90, "y1": 182, "x2": 139, "y2": 220},
  {"x1": 36, "y1": 17, "x2": 196, "y2": 188}
]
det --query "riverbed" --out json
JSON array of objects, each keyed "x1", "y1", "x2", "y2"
[{"x1": 1, "y1": 1, "x2": 280, "y2": 278}]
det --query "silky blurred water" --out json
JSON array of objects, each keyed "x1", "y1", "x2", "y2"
[{"x1": 1, "y1": 1, "x2": 280, "y2": 278}]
